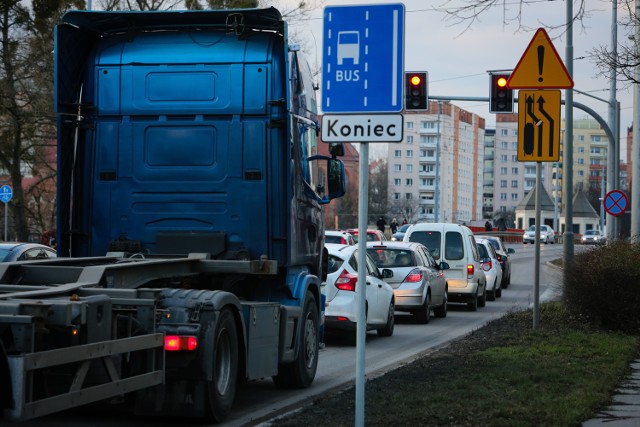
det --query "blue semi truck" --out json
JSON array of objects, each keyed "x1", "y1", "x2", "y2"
[{"x1": 0, "y1": 7, "x2": 345, "y2": 422}]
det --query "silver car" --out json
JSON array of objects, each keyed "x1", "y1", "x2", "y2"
[
  {"x1": 366, "y1": 241, "x2": 449, "y2": 324},
  {"x1": 581, "y1": 229, "x2": 606, "y2": 245},
  {"x1": 523, "y1": 225, "x2": 555, "y2": 244}
]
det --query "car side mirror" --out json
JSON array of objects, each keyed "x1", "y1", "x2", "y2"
[
  {"x1": 507, "y1": 248, "x2": 515, "y2": 254},
  {"x1": 381, "y1": 268, "x2": 394, "y2": 279},
  {"x1": 439, "y1": 261, "x2": 450, "y2": 270}
]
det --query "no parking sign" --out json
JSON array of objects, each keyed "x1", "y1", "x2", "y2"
[{"x1": 603, "y1": 190, "x2": 628, "y2": 217}]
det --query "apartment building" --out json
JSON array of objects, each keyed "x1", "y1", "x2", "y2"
[{"x1": 388, "y1": 101, "x2": 485, "y2": 225}]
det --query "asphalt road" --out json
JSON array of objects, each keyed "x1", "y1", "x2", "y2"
[{"x1": 11, "y1": 243, "x2": 566, "y2": 427}]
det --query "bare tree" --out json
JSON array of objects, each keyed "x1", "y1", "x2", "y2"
[
  {"x1": 590, "y1": 0, "x2": 639, "y2": 85},
  {"x1": 388, "y1": 197, "x2": 419, "y2": 224},
  {"x1": 368, "y1": 160, "x2": 388, "y2": 224},
  {"x1": 0, "y1": 0, "x2": 82, "y2": 241}
]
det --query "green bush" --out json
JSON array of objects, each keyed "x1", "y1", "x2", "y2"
[{"x1": 563, "y1": 240, "x2": 640, "y2": 334}]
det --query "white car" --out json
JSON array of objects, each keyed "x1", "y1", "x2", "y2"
[
  {"x1": 322, "y1": 244, "x2": 395, "y2": 339},
  {"x1": 475, "y1": 238, "x2": 503, "y2": 301},
  {"x1": 523, "y1": 225, "x2": 555, "y2": 244},
  {"x1": 324, "y1": 230, "x2": 356, "y2": 246},
  {"x1": 366, "y1": 241, "x2": 449, "y2": 324}
]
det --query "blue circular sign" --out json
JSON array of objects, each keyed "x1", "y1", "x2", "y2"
[
  {"x1": 604, "y1": 190, "x2": 628, "y2": 217},
  {"x1": 0, "y1": 185, "x2": 12, "y2": 204}
]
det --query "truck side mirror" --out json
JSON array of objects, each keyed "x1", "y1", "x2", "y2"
[
  {"x1": 326, "y1": 158, "x2": 346, "y2": 200},
  {"x1": 329, "y1": 143, "x2": 344, "y2": 158}
]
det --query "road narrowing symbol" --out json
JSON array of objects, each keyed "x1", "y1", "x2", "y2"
[
  {"x1": 517, "y1": 90, "x2": 561, "y2": 162},
  {"x1": 603, "y1": 190, "x2": 628, "y2": 217}
]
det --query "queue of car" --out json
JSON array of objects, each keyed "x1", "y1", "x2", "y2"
[{"x1": 321, "y1": 224, "x2": 516, "y2": 342}]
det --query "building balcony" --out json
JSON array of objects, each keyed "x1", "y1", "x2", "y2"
[
  {"x1": 419, "y1": 156, "x2": 437, "y2": 162},
  {"x1": 419, "y1": 198, "x2": 435, "y2": 206},
  {"x1": 418, "y1": 170, "x2": 436, "y2": 178},
  {"x1": 419, "y1": 184, "x2": 436, "y2": 191},
  {"x1": 419, "y1": 128, "x2": 438, "y2": 135}
]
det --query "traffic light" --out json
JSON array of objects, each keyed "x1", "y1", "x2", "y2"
[
  {"x1": 489, "y1": 74, "x2": 513, "y2": 113},
  {"x1": 405, "y1": 72, "x2": 428, "y2": 110}
]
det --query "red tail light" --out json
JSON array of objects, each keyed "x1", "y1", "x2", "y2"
[
  {"x1": 467, "y1": 264, "x2": 474, "y2": 278},
  {"x1": 165, "y1": 335, "x2": 198, "y2": 351},
  {"x1": 404, "y1": 270, "x2": 423, "y2": 283},
  {"x1": 335, "y1": 270, "x2": 358, "y2": 292},
  {"x1": 482, "y1": 260, "x2": 492, "y2": 271}
]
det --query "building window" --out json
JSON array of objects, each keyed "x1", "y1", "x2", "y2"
[
  {"x1": 511, "y1": 180, "x2": 518, "y2": 188},
  {"x1": 394, "y1": 178, "x2": 401, "y2": 185},
  {"x1": 511, "y1": 155, "x2": 518, "y2": 162},
  {"x1": 406, "y1": 164, "x2": 413, "y2": 172},
  {"x1": 590, "y1": 135, "x2": 601, "y2": 142},
  {"x1": 511, "y1": 167, "x2": 518, "y2": 174},
  {"x1": 512, "y1": 129, "x2": 518, "y2": 136},
  {"x1": 500, "y1": 155, "x2": 508, "y2": 162},
  {"x1": 394, "y1": 164, "x2": 401, "y2": 172},
  {"x1": 578, "y1": 170, "x2": 584, "y2": 176},
  {"x1": 407, "y1": 122, "x2": 413, "y2": 129},
  {"x1": 578, "y1": 135, "x2": 584, "y2": 142},
  {"x1": 500, "y1": 180, "x2": 507, "y2": 188},
  {"x1": 407, "y1": 135, "x2": 413, "y2": 144},
  {"x1": 406, "y1": 178, "x2": 413, "y2": 186},
  {"x1": 501, "y1": 129, "x2": 508, "y2": 136},
  {"x1": 511, "y1": 193, "x2": 519, "y2": 200},
  {"x1": 577, "y1": 158, "x2": 584, "y2": 165},
  {"x1": 394, "y1": 150, "x2": 401, "y2": 157},
  {"x1": 405, "y1": 193, "x2": 413, "y2": 200},
  {"x1": 512, "y1": 141, "x2": 518, "y2": 150},
  {"x1": 421, "y1": 121, "x2": 436, "y2": 129},
  {"x1": 501, "y1": 141, "x2": 508, "y2": 149},
  {"x1": 500, "y1": 193, "x2": 507, "y2": 200},
  {"x1": 500, "y1": 167, "x2": 507, "y2": 175},
  {"x1": 406, "y1": 150, "x2": 413, "y2": 157},
  {"x1": 420, "y1": 135, "x2": 437, "y2": 144},
  {"x1": 394, "y1": 192, "x2": 400, "y2": 200}
]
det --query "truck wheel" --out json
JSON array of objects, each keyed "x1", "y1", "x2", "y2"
[
  {"x1": 273, "y1": 292, "x2": 319, "y2": 388},
  {"x1": 205, "y1": 307, "x2": 238, "y2": 422}
]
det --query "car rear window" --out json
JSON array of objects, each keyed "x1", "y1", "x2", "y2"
[
  {"x1": 476, "y1": 243, "x2": 488, "y2": 259},
  {"x1": 325, "y1": 235, "x2": 344, "y2": 244},
  {"x1": 367, "y1": 248, "x2": 414, "y2": 268},
  {"x1": 444, "y1": 231, "x2": 464, "y2": 260},
  {"x1": 327, "y1": 255, "x2": 344, "y2": 274},
  {"x1": 408, "y1": 231, "x2": 441, "y2": 259}
]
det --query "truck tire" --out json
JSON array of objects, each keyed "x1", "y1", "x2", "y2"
[
  {"x1": 206, "y1": 307, "x2": 238, "y2": 422},
  {"x1": 273, "y1": 292, "x2": 319, "y2": 388}
]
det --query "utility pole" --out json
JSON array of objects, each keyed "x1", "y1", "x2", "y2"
[
  {"x1": 607, "y1": 0, "x2": 619, "y2": 240},
  {"x1": 563, "y1": 0, "x2": 575, "y2": 279},
  {"x1": 632, "y1": 0, "x2": 640, "y2": 242}
]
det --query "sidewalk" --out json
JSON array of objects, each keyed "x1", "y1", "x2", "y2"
[{"x1": 583, "y1": 359, "x2": 640, "y2": 426}]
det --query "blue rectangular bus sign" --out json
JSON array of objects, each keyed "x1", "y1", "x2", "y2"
[{"x1": 322, "y1": 4, "x2": 405, "y2": 113}]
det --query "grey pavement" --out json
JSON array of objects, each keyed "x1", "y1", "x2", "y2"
[{"x1": 583, "y1": 360, "x2": 640, "y2": 426}]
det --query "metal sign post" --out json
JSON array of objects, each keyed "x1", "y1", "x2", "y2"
[{"x1": 322, "y1": 5, "x2": 405, "y2": 426}]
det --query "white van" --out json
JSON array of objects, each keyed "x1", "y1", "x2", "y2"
[{"x1": 403, "y1": 223, "x2": 487, "y2": 311}]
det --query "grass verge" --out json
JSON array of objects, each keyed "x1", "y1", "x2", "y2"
[{"x1": 270, "y1": 302, "x2": 639, "y2": 427}]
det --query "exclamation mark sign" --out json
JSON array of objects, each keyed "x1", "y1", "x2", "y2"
[{"x1": 537, "y1": 45, "x2": 545, "y2": 83}]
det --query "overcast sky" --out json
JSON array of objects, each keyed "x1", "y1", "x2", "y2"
[{"x1": 284, "y1": 0, "x2": 632, "y2": 160}]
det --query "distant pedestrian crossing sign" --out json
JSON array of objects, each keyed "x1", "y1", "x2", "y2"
[{"x1": 0, "y1": 185, "x2": 12, "y2": 204}]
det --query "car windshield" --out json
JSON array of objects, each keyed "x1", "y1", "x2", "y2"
[
  {"x1": 486, "y1": 239, "x2": 500, "y2": 251},
  {"x1": 585, "y1": 230, "x2": 599, "y2": 236},
  {"x1": 398, "y1": 224, "x2": 411, "y2": 232}
]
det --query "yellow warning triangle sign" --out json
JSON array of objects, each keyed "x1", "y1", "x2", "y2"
[{"x1": 507, "y1": 28, "x2": 574, "y2": 89}]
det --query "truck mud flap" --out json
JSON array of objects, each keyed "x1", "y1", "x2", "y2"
[
  {"x1": 4, "y1": 334, "x2": 164, "y2": 422},
  {"x1": 277, "y1": 304, "x2": 302, "y2": 364}
]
